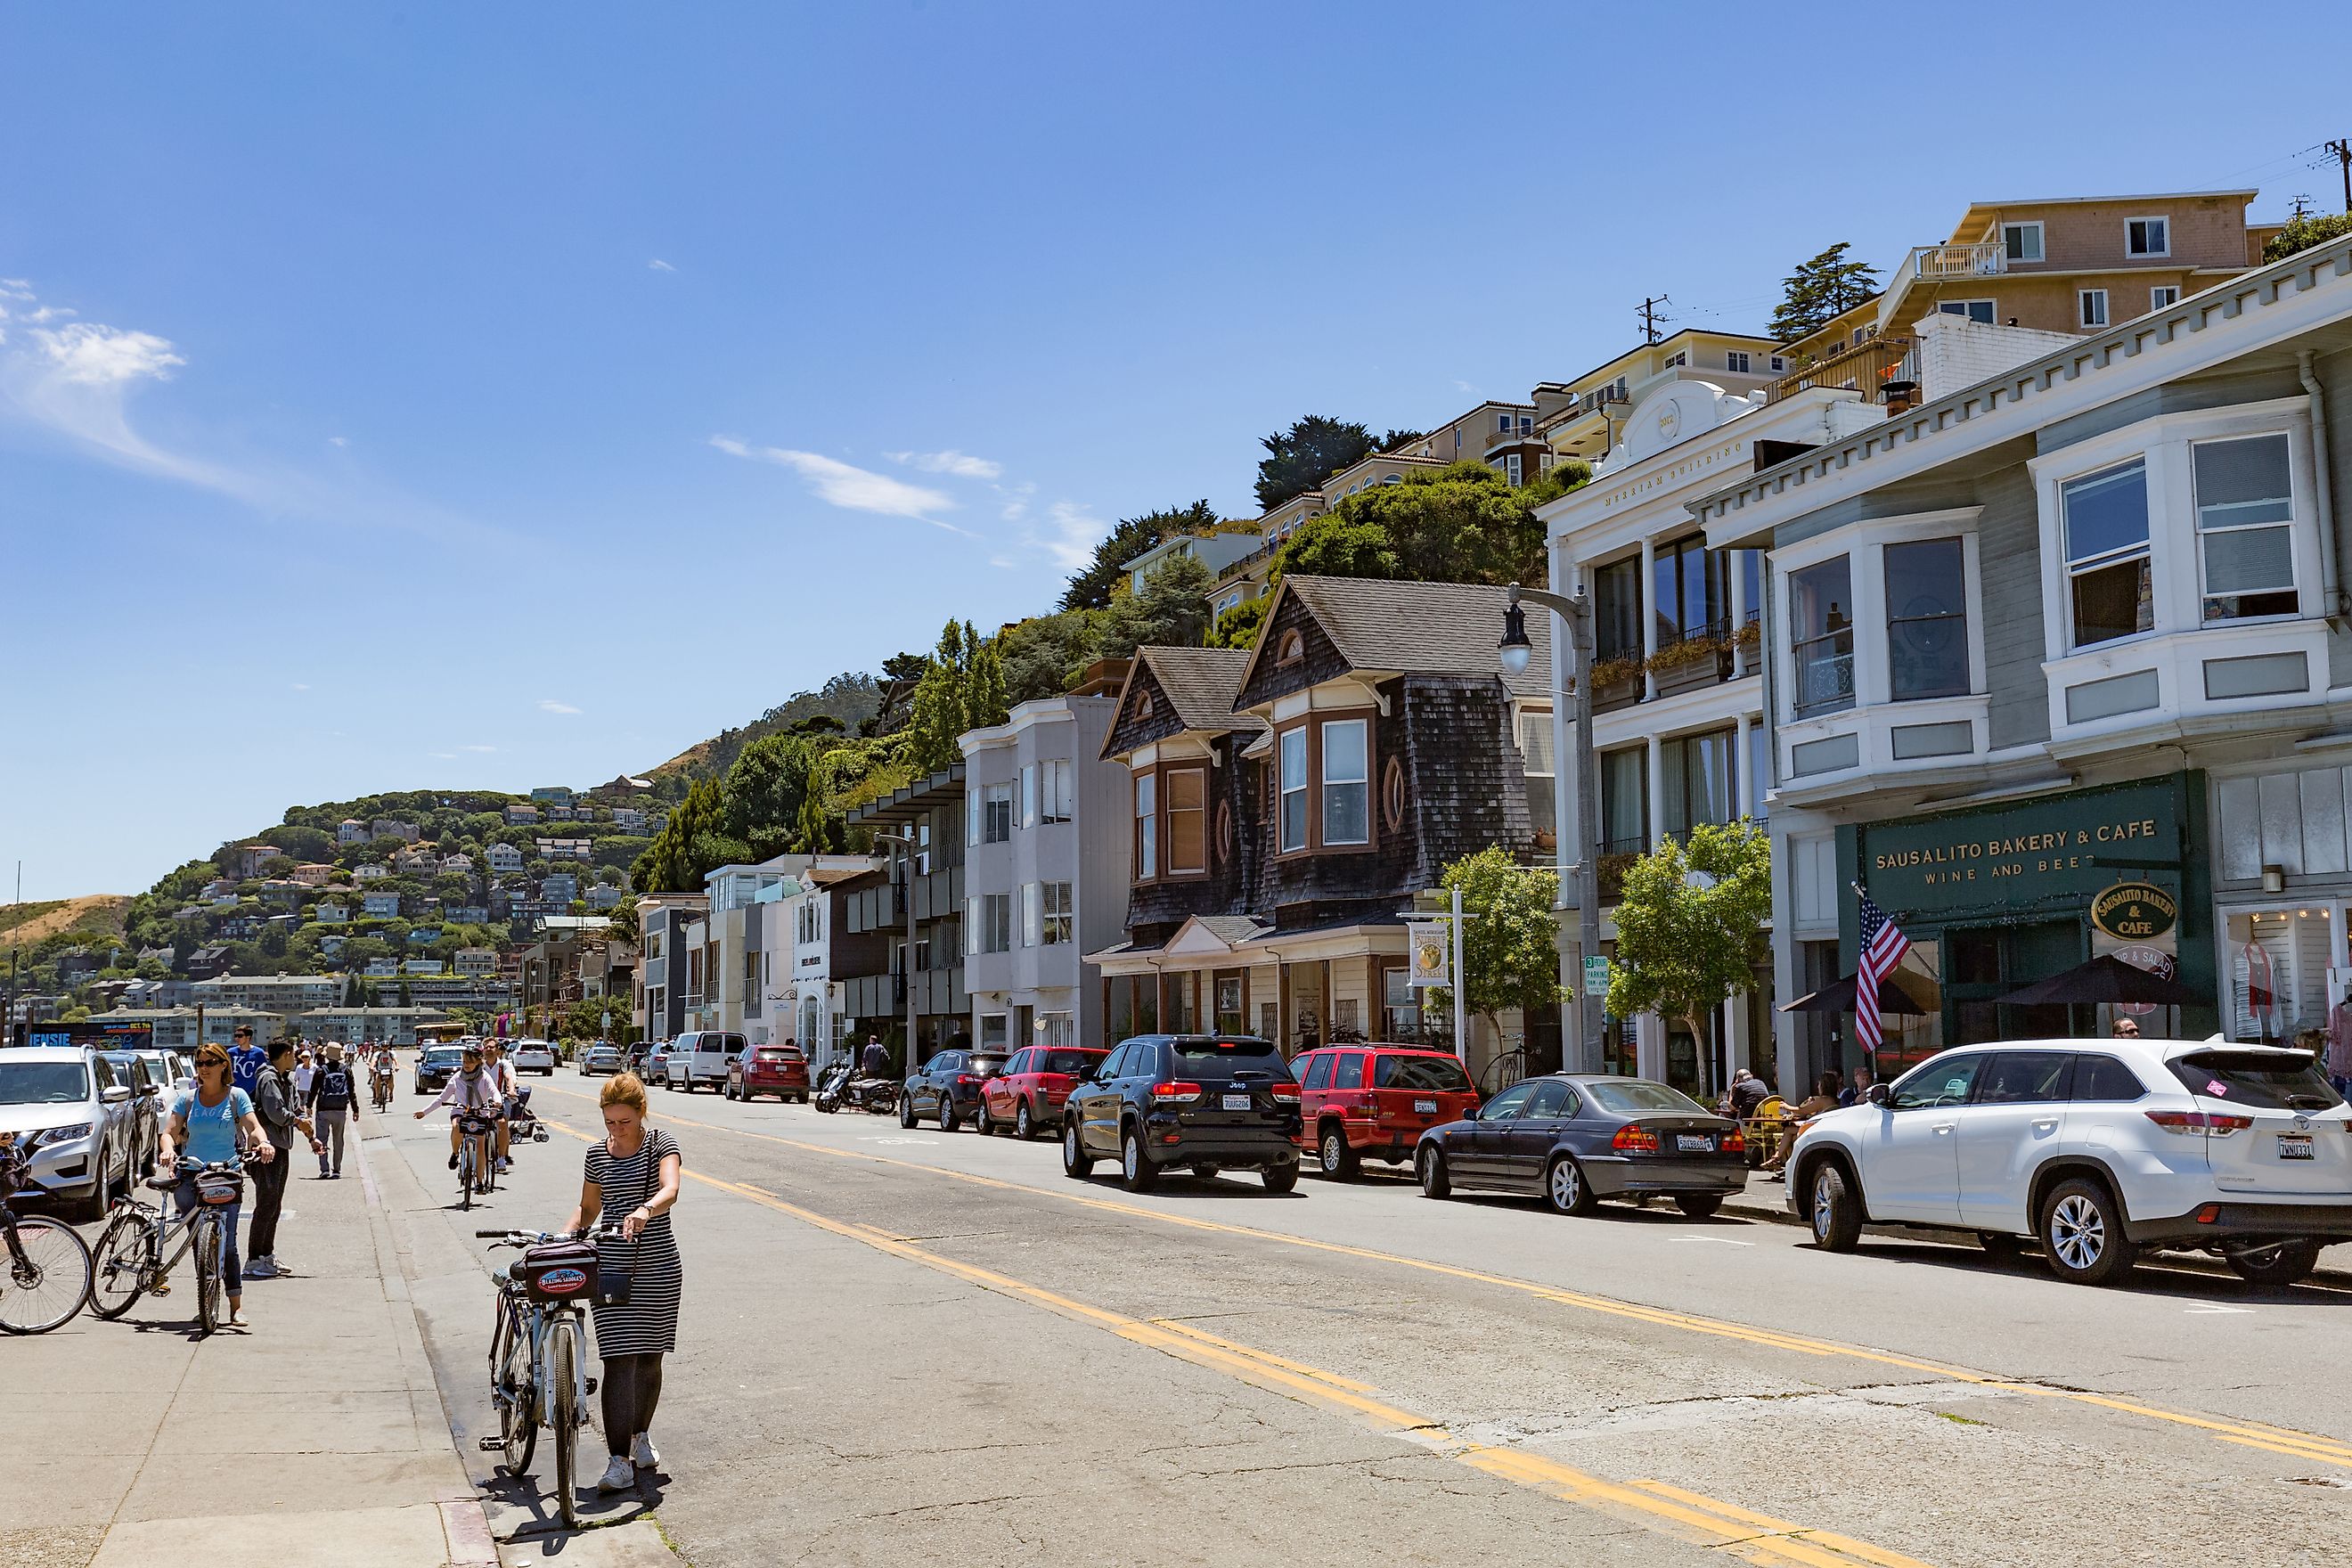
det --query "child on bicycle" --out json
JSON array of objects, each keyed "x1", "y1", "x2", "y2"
[{"x1": 413, "y1": 1043, "x2": 503, "y2": 1169}]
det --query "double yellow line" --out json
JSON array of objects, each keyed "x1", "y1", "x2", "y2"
[{"x1": 535, "y1": 1083, "x2": 2352, "y2": 1474}]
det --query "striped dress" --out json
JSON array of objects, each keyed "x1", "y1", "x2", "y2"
[{"x1": 583, "y1": 1129, "x2": 683, "y2": 1358}]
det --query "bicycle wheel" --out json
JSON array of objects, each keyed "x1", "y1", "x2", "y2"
[
  {"x1": 193, "y1": 1219, "x2": 222, "y2": 1336},
  {"x1": 547, "y1": 1316, "x2": 581, "y2": 1528},
  {"x1": 495, "y1": 1305, "x2": 538, "y2": 1475},
  {"x1": 459, "y1": 1145, "x2": 475, "y2": 1212},
  {"x1": 90, "y1": 1210, "x2": 153, "y2": 1319},
  {"x1": 0, "y1": 1214, "x2": 94, "y2": 1334}
]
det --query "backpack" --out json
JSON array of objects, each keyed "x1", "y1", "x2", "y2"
[{"x1": 316, "y1": 1064, "x2": 355, "y2": 1110}]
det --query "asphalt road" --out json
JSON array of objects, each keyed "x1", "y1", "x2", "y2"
[{"x1": 381, "y1": 1071, "x2": 2352, "y2": 1568}]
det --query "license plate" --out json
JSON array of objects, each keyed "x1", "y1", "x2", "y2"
[
  {"x1": 1414, "y1": 1098, "x2": 1439, "y2": 1115},
  {"x1": 1221, "y1": 1093, "x2": 1252, "y2": 1111},
  {"x1": 1676, "y1": 1134, "x2": 1713, "y2": 1153},
  {"x1": 2279, "y1": 1133, "x2": 2315, "y2": 1160}
]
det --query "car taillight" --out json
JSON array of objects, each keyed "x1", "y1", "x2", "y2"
[
  {"x1": 1720, "y1": 1127, "x2": 1745, "y2": 1154},
  {"x1": 1151, "y1": 1080, "x2": 1204, "y2": 1103},
  {"x1": 1269, "y1": 1082, "x2": 1300, "y2": 1102},
  {"x1": 955, "y1": 1074, "x2": 977, "y2": 1086},
  {"x1": 1613, "y1": 1123, "x2": 1659, "y2": 1152},
  {"x1": 2145, "y1": 1109, "x2": 2253, "y2": 1137}
]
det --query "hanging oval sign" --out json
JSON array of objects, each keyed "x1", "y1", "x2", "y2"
[{"x1": 2091, "y1": 882, "x2": 2177, "y2": 942}]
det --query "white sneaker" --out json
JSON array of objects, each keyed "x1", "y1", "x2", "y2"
[
  {"x1": 595, "y1": 1455, "x2": 636, "y2": 1491},
  {"x1": 629, "y1": 1433, "x2": 661, "y2": 1470}
]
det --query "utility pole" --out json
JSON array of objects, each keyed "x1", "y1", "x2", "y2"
[{"x1": 1637, "y1": 295, "x2": 1671, "y2": 346}]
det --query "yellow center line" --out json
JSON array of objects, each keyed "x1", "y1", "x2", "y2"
[
  {"x1": 532, "y1": 1083, "x2": 2352, "y2": 1468},
  {"x1": 535, "y1": 1109, "x2": 1925, "y2": 1568}
]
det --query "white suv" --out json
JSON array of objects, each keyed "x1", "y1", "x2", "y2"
[
  {"x1": 1786, "y1": 1036, "x2": 2352, "y2": 1286},
  {"x1": 510, "y1": 1041, "x2": 558, "y2": 1075}
]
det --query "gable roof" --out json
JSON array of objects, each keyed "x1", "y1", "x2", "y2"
[
  {"x1": 1239, "y1": 576, "x2": 1556, "y2": 700},
  {"x1": 1134, "y1": 647, "x2": 1256, "y2": 732}
]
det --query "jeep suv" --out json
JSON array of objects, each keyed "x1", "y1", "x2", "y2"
[
  {"x1": 1785, "y1": 1036, "x2": 2352, "y2": 1286},
  {"x1": 1061, "y1": 1034, "x2": 1302, "y2": 1192}
]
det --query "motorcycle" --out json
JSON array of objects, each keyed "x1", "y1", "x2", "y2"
[
  {"x1": 813, "y1": 1060, "x2": 853, "y2": 1115},
  {"x1": 851, "y1": 1075, "x2": 900, "y2": 1115}
]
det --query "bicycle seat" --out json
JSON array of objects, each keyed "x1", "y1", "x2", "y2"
[{"x1": 144, "y1": 1176, "x2": 179, "y2": 1192}]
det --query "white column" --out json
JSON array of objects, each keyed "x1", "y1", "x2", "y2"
[
  {"x1": 1734, "y1": 713, "x2": 1753, "y2": 818},
  {"x1": 1646, "y1": 734, "x2": 1665, "y2": 853},
  {"x1": 1638, "y1": 537, "x2": 1659, "y2": 698}
]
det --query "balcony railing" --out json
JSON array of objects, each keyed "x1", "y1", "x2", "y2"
[
  {"x1": 1903, "y1": 241, "x2": 2005, "y2": 286},
  {"x1": 1764, "y1": 334, "x2": 1918, "y2": 404}
]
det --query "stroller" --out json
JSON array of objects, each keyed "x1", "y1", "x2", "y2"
[{"x1": 505, "y1": 1084, "x2": 551, "y2": 1143}]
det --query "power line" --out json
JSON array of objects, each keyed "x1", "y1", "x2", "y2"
[
  {"x1": 1636, "y1": 294, "x2": 1671, "y2": 346},
  {"x1": 2326, "y1": 138, "x2": 2352, "y2": 215}
]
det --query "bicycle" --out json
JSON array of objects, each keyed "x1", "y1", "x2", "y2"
[
  {"x1": 0, "y1": 1136, "x2": 94, "y2": 1335},
  {"x1": 477, "y1": 1224, "x2": 625, "y2": 1529},
  {"x1": 372, "y1": 1066, "x2": 396, "y2": 1114},
  {"x1": 456, "y1": 1113, "x2": 499, "y2": 1211},
  {"x1": 89, "y1": 1156, "x2": 245, "y2": 1335}
]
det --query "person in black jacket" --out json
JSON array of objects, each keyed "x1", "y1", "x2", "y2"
[
  {"x1": 308, "y1": 1041, "x2": 358, "y2": 1179},
  {"x1": 248, "y1": 1039, "x2": 321, "y2": 1279}
]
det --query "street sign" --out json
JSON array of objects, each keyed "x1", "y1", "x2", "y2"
[
  {"x1": 1407, "y1": 921, "x2": 1450, "y2": 988},
  {"x1": 1583, "y1": 955, "x2": 1611, "y2": 998}
]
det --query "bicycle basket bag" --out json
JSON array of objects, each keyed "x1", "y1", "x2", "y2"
[
  {"x1": 196, "y1": 1173, "x2": 242, "y2": 1206},
  {"x1": 517, "y1": 1239, "x2": 626, "y2": 1306}
]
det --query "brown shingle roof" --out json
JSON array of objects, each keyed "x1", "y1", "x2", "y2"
[
  {"x1": 1136, "y1": 647, "x2": 1257, "y2": 734},
  {"x1": 1274, "y1": 576, "x2": 1556, "y2": 698}
]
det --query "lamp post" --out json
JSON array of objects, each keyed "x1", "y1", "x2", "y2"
[{"x1": 1499, "y1": 584, "x2": 1604, "y2": 1075}]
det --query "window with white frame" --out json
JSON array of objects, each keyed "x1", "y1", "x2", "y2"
[
  {"x1": 2062, "y1": 460, "x2": 2153, "y2": 649},
  {"x1": 1020, "y1": 882, "x2": 1040, "y2": 946},
  {"x1": 2079, "y1": 289, "x2": 2110, "y2": 328},
  {"x1": 1321, "y1": 719, "x2": 1370, "y2": 845},
  {"x1": 1788, "y1": 557, "x2": 1855, "y2": 715},
  {"x1": 1884, "y1": 538, "x2": 1971, "y2": 699},
  {"x1": 2151, "y1": 285, "x2": 2179, "y2": 311},
  {"x1": 1726, "y1": 350, "x2": 1751, "y2": 373},
  {"x1": 1505, "y1": 453, "x2": 1523, "y2": 486},
  {"x1": 1666, "y1": 350, "x2": 1686, "y2": 368},
  {"x1": 966, "y1": 788, "x2": 983, "y2": 846},
  {"x1": 1040, "y1": 1010, "x2": 1075, "y2": 1048},
  {"x1": 1041, "y1": 759, "x2": 1074, "y2": 823},
  {"x1": 2127, "y1": 216, "x2": 2169, "y2": 257},
  {"x1": 983, "y1": 782, "x2": 1013, "y2": 843},
  {"x1": 1518, "y1": 713, "x2": 1556, "y2": 836},
  {"x1": 2003, "y1": 221, "x2": 2044, "y2": 263},
  {"x1": 1938, "y1": 299, "x2": 1996, "y2": 324},
  {"x1": 1133, "y1": 772, "x2": 1156, "y2": 878},
  {"x1": 1041, "y1": 882, "x2": 1073, "y2": 945},
  {"x1": 975, "y1": 893, "x2": 1011, "y2": 954},
  {"x1": 1019, "y1": 764, "x2": 1037, "y2": 829},
  {"x1": 2194, "y1": 434, "x2": 2298, "y2": 621},
  {"x1": 1278, "y1": 730, "x2": 1309, "y2": 853},
  {"x1": 1769, "y1": 355, "x2": 1787, "y2": 372}
]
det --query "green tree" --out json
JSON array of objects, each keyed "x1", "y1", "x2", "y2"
[
  {"x1": 1058, "y1": 500, "x2": 1221, "y2": 612},
  {"x1": 1768, "y1": 242, "x2": 1882, "y2": 343},
  {"x1": 1274, "y1": 460, "x2": 1588, "y2": 588},
  {"x1": 605, "y1": 896, "x2": 641, "y2": 945},
  {"x1": 904, "y1": 620, "x2": 984, "y2": 776},
  {"x1": 2264, "y1": 210, "x2": 2352, "y2": 263},
  {"x1": 1254, "y1": 416, "x2": 1378, "y2": 511},
  {"x1": 630, "y1": 776, "x2": 747, "y2": 893},
  {"x1": 1097, "y1": 552, "x2": 1213, "y2": 659},
  {"x1": 1605, "y1": 821, "x2": 1773, "y2": 1095},
  {"x1": 1276, "y1": 511, "x2": 1403, "y2": 581},
  {"x1": 968, "y1": 635, "x2": 1009, "y2": 732},
  {"x1": 1206, "y1": 595, "x2": 1269, "y2": 651},
  {"x1": 1422, "y1": 847, "x2": 1564, "y2": 1044},
  {"x1": 722, "y1": 732, "x2": 819, "y2": 860},
  {"x1": 999, "y1": 609, "x2": 1104, "y2": 703}
]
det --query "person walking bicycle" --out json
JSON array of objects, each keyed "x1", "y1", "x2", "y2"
[
  {"x1": 159, "y1": 1042, "x2": 276, "y2": 1327},
  {"x1": 309, "y1": 1042, "x2": 357, "y2": 1180},
  {"x1": 561, "y1": 1073, "x2": 683, "y2": 1493},
  {"x1": 245, "y1": 1040, "x2": 318, "y2": 1281}
]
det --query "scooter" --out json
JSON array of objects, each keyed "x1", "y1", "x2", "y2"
[{"x1": 813, "y1": 1060, "x2": 853, "y2": 1115}]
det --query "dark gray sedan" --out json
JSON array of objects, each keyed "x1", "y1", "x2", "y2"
[{"x1": 1414, "y1": 1074, "x2": 1746, "y2": 1218}]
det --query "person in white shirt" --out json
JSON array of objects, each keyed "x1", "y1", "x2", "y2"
[
  {"x1": 291, "y1": 1043, "x2": 316, "y2": 1104},
  {"x1": 413, "y1": 1045, "x2": 503, "y2": 1170},
  {"x1": 481, "y1": 1040, "x2": 520, "y2": 1173}
]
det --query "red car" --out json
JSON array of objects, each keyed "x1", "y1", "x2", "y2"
[
  {"x1": 726, "y1": 1044, "x2": 811, "y2": 1104},
  {"x1": 978, "y1": 1046, "x2": 1107, "y2": 1139},
  {"x1": 1293, "y1": 1043, "x2": 1481, "y2": 1179}
]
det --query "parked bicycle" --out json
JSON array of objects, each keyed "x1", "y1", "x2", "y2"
[
  {"x1": 457, "y1": 1112, "x2": 499, "y2": 1210},
  {"x1": 0, "y1": 1133, "x2": 94, "y2": 1335},
  {"x1": 477, "y1": 1223, "x2": 627, "y2": 1529},
  {"x1": 89, "y1": 1156, "x2": 244, "y2": 1335}
]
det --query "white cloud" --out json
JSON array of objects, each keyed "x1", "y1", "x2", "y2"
[
  {"x1": 538, "y1": 699, "x2": 583, "y2": 715},
  {"x1": 709, "y1": 436, "x2": 971, "y2": 535},
  {"x1": 461, "y1": 744, "x2": 497, "y2": 754},
  {"x1": 997, "y1": 480, "x2": 1035, "y2": 522},
  {"x1": 648, "y1": 258, "x2": 676, "y2": 273},
  {"x1": 1452, "y1": 379, "x2": 1477, "y2": 395},
  {"x1": 327, "y1": 436, "x2": 348, "y2": 448},
  {"x1": 886, "y1": 448, "x2": 1002, "y2": 480},
  {"x1": 290, "y1": 682, "x2": 311, "y2": 692},
  {"x1": 32, "y1": 322, "x2": 185, "y2": 387},
  {"x1": 1030, "y1": 501, "x2": 1106, "y2": 569}
]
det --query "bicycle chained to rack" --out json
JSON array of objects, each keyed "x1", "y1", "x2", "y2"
[
  {"x1": 0, "y1": 1131, "x2": 94, "y2": 1335},
  {"x1": 475, "y1": 1221, "x2": 630, "y2": 1530}
]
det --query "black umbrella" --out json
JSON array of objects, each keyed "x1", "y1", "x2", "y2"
[
  {"x1": 1997, "y1": 953, "x2": 2203, "y2": 1008},
  {"x1": 1779, "y1": 972, "x2": 1931, "y2": 1017}
]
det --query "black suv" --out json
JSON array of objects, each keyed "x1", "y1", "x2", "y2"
[
  {"x1": 1061, "y1": 1035, "x2": 1302, "y2": 1192},
  {"x1": 900, "y1": 1049, "x2": 1007, "y2": 1132}
]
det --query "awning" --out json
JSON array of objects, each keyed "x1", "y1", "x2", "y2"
[{"x1": 1779, "y1": 973, "x2": 1932, "y2": 1017}]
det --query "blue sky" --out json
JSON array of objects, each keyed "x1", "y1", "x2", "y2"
[{"x1": 3, "y1": 3, "x2": 2340, "y2": 901}]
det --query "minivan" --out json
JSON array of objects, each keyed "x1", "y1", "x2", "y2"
[{"x1": 663, "y1": 1031, "x2": 744, "y2": 1093}]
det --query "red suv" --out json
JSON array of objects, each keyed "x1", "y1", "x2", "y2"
[
  {"x1": 1294, "y1": 1044, "x2": 1480, "y2": 1179},
  {"x1": 726, "y1": 1044, "x2": 811, "y2": 1104},
  {"x1": 979, "y1": 1046, "x2": 1107, "y2": 1139}
]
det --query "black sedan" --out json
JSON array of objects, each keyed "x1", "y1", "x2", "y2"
[
  {"x1": 1414, "y1": 1074, "x2": 1745, "y2": 1217},
  {"x1": 899, "y1": 1049, "x2": 1008, "y2": 1132}
]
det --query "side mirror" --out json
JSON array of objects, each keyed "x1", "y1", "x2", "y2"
[
  {"x1": 1461, "y1": 1102, "x2": 1482, "y2": 1121},
  {"x1": 1866, "y1": 1082, "x2": 1891, "y2": 1107},
  {"x1": 102, "y1": 1084, "x2": 134, "y2": 1105}
]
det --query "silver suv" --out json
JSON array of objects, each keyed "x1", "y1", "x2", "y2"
[
  {"x1": 0, "y1": 1046, "x2": 143, "y2": 1221},
  {"x1": 1786, "y1": 1036, "x2": 2352, "y2": 1286}
]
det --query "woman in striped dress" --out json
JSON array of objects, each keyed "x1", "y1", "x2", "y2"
[{"x1": 563, "y1": 1073, "x2": 683, "y2": 1493}]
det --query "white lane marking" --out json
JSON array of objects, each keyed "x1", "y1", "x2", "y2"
[
  {"x1": 859, "y1": 1137, "x2": 940, "y2": 1147},
  {"x1": 2185, "y1": 1304, "x2": 2254, "y2": 1314},
  {"x1": 1673, "y1": 1237, "x2": 1754, "y2": 1247}
]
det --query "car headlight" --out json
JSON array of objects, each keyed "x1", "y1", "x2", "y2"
[{"x1": 36, "y1": 1123, "x2": 94, "y2": 1147}]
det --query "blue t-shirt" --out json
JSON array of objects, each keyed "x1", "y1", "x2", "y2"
[
  {"x1": 230, "y1": 1045, "x2": 267, "y2": 1096},
  {"x1": 173, "y1": 1087, "x2": 252, "y2": 1166}
]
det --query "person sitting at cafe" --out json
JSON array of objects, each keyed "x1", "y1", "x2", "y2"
[{"x1": 1765, "y1": 1072, "x2": 1844, "y2": 1180}]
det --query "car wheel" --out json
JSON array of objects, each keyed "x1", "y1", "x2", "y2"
[
  {"x1": 1317, "y1": 1126, "x2": 1360, "y2": 1181},
  {"x1": 939, "y1": 1100, "x2": 960, "y2": 1134},
  {"x1": 2040, "y1": 1178, "x2": 2136, "y2": 1286},
  {"x1": 975, "y1": 1103, "x2": 994, "y2": 1137},
  {"x1": 1119, "y1": 1126, "x2": 1158, "y2": 1193},
  {"x1": 899, "y1": 1094, "x2": 918, "y2": 1130},
  {"x1": 2222, "y1": 1237, "x2": 2323, "y2": 1288},
  {"x1": 1673, "y1": 1193, "x2": 1723, "y2": 1219},
  {"x1": 1062, "y1": 1116, "x2": 1094, "y2": 1180},
  {"x1": 1809, "y1": 1162, "x2": 1863, "y2": 1253},
  {"x1": 1417, "y1": 1145, "x2": 1452, "y2": 1200},
  {"x1": 1545, "y1": 1156, "x2": 1597, "y2": 1216},
  {"x1": 1261, "y1": 1162, "x2": 1298, "y2": 1193},
  {"x1": 1016, "y1": 1101, "x2": 1035, "y2": 1140}
]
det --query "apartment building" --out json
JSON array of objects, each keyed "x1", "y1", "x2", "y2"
[
  {"x1": 191, "y1": 973, "x2": 341, "y2": 1016},
  {"x1": 959, "y1": 692, "x2": 1126, "y2": 1052},
  {"x1": 771, "y1": 859, "x2": 887, "y2": 1066},
  {"x1": 1531, "y1": 330, "x2": 1785, "y2": 469},
  {"x1": 845, "y1": 765, "x2": 971, "y2": 1064},
  {"x1": 1688, "y1": 231, "x2": 2352, "y2": 1095},
  {"x1": 633, "y1": 892, "x2": 709, "y2": 1042}
]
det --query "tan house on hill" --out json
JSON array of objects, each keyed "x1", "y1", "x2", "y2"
[{"x1": 1531, "y1": 329, "x2": 1786, "y2": 469}]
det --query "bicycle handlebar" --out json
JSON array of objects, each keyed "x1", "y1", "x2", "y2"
[
  {"x1": 475, "y1": 1221, "x2": 626, "y2": 1246},
  {"x1": 174, "y1": 1156, "x2": 247, "y2": 1175}
]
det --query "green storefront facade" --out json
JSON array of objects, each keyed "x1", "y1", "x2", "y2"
[{"x1": 1835, "y1": 771, "x2": 2218, "y2": 1069}]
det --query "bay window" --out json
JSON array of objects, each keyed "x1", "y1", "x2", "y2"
[
  {"x1": 2062, "y1": 460, "x2": 2152, "y2": 649},
  {"x1": 2193, "y1": 434, "x2": 2297, "y2": 621},
  {"x1": 1321, "y1": 719, "x2": 1370, "y2": 845},
  {"x1": 982, "y1": 782, "x2": 1013, "y2": 844},
  {"x1": 1278, "y1": 730, "x2": 1309, "y2": 852},
  {"x1": 1019, "y1": 764, "x2": 1037, "y2": 829},
  {"x1": 1165, "y1": 767, "x2": 1206, "y2": 874},
  {"x1": 1134, "y1": 772, "x2": 1157, "y2": 878},
  {"x1": 1884, "y1": 538, "x2": 1970, "y2": 699},
  {"x1": 1788, "y1": 557, "x2": 1855, "y2": 715},
  {"x1": 1041, "y1": 759, "x2": 1074, "y2": 823}
]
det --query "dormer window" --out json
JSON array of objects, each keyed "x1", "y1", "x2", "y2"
[
  {"x1": 1134, "y1": 691, "x2": 1154, "y2": 721},
  {"x1": 1276, "y1": 629, "x2": 1305, "y2": 666}
]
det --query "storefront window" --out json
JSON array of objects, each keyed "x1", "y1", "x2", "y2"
[
  {"x1": 1382, "y1": 966, "x2": 1421, "y2": 1041},
  {"x1": 2226, "y1": 907, "x2": 2332, "y2": 1045}
]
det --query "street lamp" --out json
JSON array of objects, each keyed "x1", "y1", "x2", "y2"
[{"x1": 1499, "y1": 584, "x2": 1605, "y2": 1075}]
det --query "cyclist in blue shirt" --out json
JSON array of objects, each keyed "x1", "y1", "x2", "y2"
[{"x1": 159, "y1": 1041, "x2": 277, "y2": 1328}]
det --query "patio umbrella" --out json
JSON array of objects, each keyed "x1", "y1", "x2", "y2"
[
  {"x1": 1778, "y1": 973, "x2": 1931, "y2": 1016},
  {"x1": 1996, "y1": 953, "x2": 2204, "y2": 1008}
]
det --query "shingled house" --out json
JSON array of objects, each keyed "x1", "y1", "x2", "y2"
[{"x1": 1088, "y1": 576, "x2": 1558, "y2": 1075}]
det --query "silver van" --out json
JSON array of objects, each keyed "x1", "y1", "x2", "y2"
[{"x1": 663, "y1": 1031, "x2": 743, "y2": 1093}]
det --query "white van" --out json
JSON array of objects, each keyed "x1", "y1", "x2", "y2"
[{"x1": 664, "y1": 1031, "x2": 742, "y2": 1093}]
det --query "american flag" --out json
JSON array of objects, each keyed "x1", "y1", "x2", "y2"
[{"x1": 1854, "y1": 888, "x2": 1910, "y2": 1054}]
